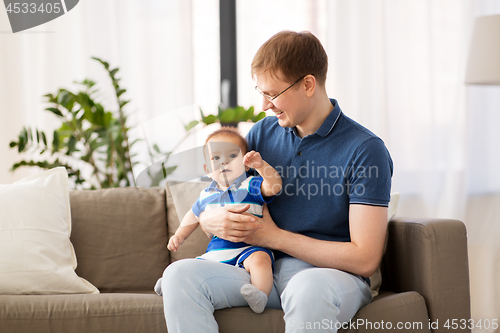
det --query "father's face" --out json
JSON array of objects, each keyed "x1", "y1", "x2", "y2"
[{"x1": 254, "y1": 71, "x2": 310, "y2": 130}]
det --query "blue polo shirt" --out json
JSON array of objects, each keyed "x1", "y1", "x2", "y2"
[{"x1": 246, "y1": 99, "x2": 393, "y2": 251}]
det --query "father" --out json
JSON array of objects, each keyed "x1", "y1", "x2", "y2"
[{"x1": 161, "y1": 30, "x2": 393, "y2": 332}]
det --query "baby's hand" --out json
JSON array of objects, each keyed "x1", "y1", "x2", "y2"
[
  {"x1": 243, "y1": 151, "x2": 264, "y2": 169},
  {"x1": 167, "y1": 234, "x2": 185, "y2": 252}
]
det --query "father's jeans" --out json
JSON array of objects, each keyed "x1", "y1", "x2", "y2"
[{"x1": 161, "y1": 257, "x2": 372, "y2": 332}]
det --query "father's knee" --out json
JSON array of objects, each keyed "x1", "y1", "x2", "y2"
[
  {"x1": 281, "y1": 268, "x2": 341, "y2": 309},
  {"x1": 161, "y1": 259, "x2": 200, "y2": 294}
]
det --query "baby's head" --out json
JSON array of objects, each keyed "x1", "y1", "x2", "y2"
[{"x1": 203, "y1": 127, "x2": 248, "y2": 187}]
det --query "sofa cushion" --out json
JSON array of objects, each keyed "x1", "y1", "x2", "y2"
[
  {"x1": 342, "y1": 291, "x2": 430, "y2": 332},
  {"x1": 0, "y1": 167, "x2": 98, "y2": 295},
  {"x1": 166, "y1": 181, "x2": 212, "y2": 262},
  {"x1": 0, "y1": 293, "x2": 165, "y2": 333},
  {"x1": 70, "y1": 188, "x2": 169, "y2": 292},
  {"x1": 215, "y1": 307, "x2": 285, "y2": 333}
]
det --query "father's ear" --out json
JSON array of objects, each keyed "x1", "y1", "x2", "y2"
[{"x1": 304, "y1": 74, "x2": 316, "y2": 97}]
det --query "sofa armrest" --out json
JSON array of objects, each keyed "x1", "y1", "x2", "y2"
[{"x1": 381, "y1": 218, "x2": 471, "y2": 333}]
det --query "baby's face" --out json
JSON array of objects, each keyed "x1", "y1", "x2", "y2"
[{"x1": 205, "y1": 134, "x2": 246, "y2": 188}]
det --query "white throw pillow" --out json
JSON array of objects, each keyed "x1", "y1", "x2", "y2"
[{"x1": 0, "y1": 167, "x2": 99, "y2": 294}]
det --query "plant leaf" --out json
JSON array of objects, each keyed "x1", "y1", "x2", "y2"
[
  {"x1": 46, "y1": 107, "x2": 64, "y2": 117},
  {"x1": 92, "y1": 57, "x2": 110, "y2": 69},
  {"x1": 243, "y1": 106, "x2": 255, "y2": 121},
  {"x1": 219, "y1": 108, "x2": 236, "y2": 123},
  {"x1": 57, "y1": 90, "x2": 71, "y2": 107},
  {"x1": 252, "y1": 111, "x2": 266, "y2": 122},
  {"x1": 129, "y1": 138, "x2": 141, "y2": 147},
  {"x1": 67, "y1": 135, "x2": 77, "y2": 155},
  {"x1": 41, "y1": 132, "x2": 47, "y2": 146},
  {"x1": 164, "y1": 165, "x2": 177, "y2": 176},
  {"x1": 203, "y1": 114, "x2": 218, "y2": 125},
  {"x1": 104, "y1": 111, "x2": 112, "y2": 127},
  {"x1": 234, "y1": 106, "x2": 245, "y2": 121},
  {"x1": 116, "y1": 89, "x2": 126, "y2": 97},
  {"x1": 52, "y1": 130, "x2": 60, "y2": 152},
  {"x1": 17, "y1": 127, "x2": 28, "y2": 152},
  {"x1": 185, "y1": 120, "x2": 199, "y2": 132}
]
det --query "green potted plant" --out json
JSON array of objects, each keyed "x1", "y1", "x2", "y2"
[{"x1": 8, "y1": 57, "x2": 168, "y2": 189}]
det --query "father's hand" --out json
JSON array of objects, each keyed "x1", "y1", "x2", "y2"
[
  {"x1": 244, "y1": 204, "x2": 282, "y2": 248},
  {"x1": 199, "y1": 204, "x2": 262, "y2": 243}
]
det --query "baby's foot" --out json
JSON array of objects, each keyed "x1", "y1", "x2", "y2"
[
  {"x1": 240, "y1": 284, "x2": 268, "y2": 314},
  {"x1": 154, "y1": 278, "x2": 163, "y2": 296}
]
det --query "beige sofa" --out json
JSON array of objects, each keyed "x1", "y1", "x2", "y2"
[{"x1": 0, "y1": 185, "x2": 471, "y2": 333}]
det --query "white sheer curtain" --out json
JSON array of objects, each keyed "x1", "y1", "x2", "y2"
[
  {"x1": 237, "y1": 0, "x2": 499, "y2": 331},
  {"x1": 0, "y1": 0, "x2": 220, "y2": 184}
]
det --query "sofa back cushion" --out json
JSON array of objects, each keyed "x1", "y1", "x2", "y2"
[
  {"x1": 166, "y1": 181, "x2": 212, "y2": 262},
  {"x1": 69, "y1": 188, "x2": 169, "y2": 293}
]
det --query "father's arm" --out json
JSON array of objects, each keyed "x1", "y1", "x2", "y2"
[{"x1": 245, "y1": 204, "x2": 388, "y2": 278}]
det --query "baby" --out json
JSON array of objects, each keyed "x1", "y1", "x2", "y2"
[{"x1": 156, "y1": 127, "x2": 282, "y2": 314}]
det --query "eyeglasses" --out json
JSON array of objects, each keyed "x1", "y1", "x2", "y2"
[{"x1": 255, "y1": 75, "x2": 307, "y2": 102}]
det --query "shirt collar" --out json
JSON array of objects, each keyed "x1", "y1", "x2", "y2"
[
  {"x1": 284, "y1": 99, "x2": 342, "y2": 138},
  {"x1": 206, "y1": 171, "x2": 249, "y2": 193},
  {"x1": 315, "y1": 99, "x2": 342, "y2": 137}
]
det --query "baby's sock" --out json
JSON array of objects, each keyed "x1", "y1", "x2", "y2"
[
  {"x1": 154, "y1": 277, "x2": 163, "y2": 296},
  {"x1": 240, "y1": 284, "x2": 268, "y2": 314}
]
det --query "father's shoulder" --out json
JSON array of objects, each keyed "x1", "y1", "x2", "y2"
[{"x1": 338, "y1": 113, "x2": 384, "y2": 144}]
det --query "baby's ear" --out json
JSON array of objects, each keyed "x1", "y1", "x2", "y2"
[{"x1": 204, "y1": 164, "x2": 209, "y2": 174}]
